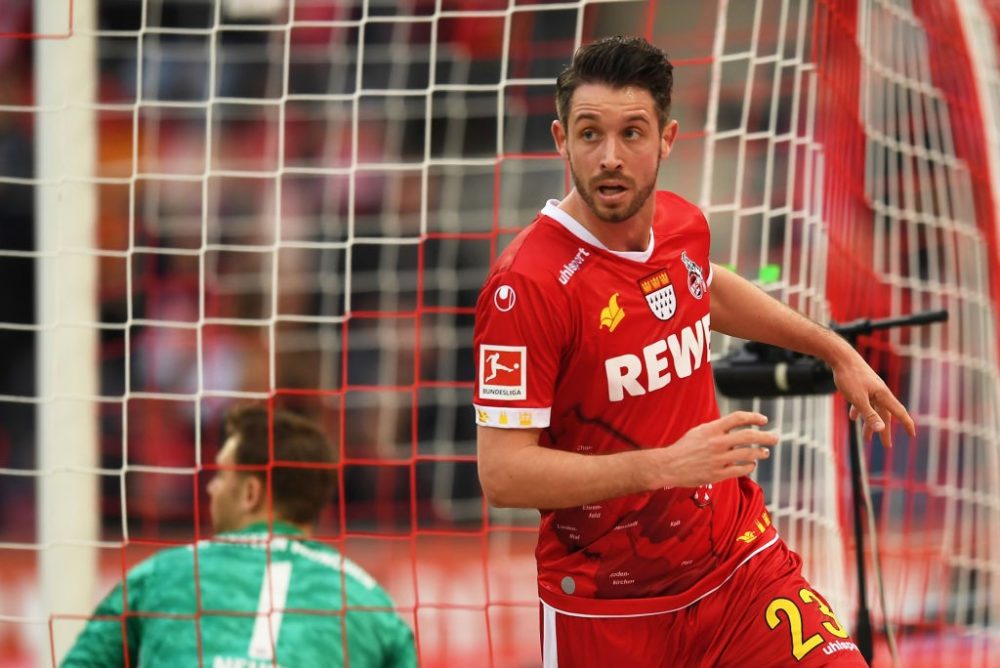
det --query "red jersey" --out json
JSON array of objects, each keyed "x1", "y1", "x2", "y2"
[{"x1": 473, "y1": 192, "x2": 778, "y2": 616}]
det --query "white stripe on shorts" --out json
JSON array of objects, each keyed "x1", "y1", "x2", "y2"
[{"x1": 542, "y1": 601, "x2": 558, "y2": 667}]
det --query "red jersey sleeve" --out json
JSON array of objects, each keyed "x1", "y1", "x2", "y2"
[
  {"x1": 700, "y1": 212, "x2": 715, "y2": 287},
  {"x1": 473, "y1": 269, "x2": 571, "y2": 429}
]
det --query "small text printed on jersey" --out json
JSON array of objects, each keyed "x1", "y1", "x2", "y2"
[{"x1": 558, "y1": 247, "x2": 590, "y2": 285}]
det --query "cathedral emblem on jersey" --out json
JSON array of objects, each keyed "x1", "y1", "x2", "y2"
[
  {"x1": 478, "y1": 345, "x2": 526, "y2": 400},
  {"x1": 681, "y1": 251, "x2": 707, "y2": 300},
  {"x1": 637, "y1": 268, "x2": 676, "y2": 321},
  {"x1": 599, "y1": 293, "x2": 625, "y2": 332},
  {"x1": 691, "y1": 483, "x2": 713, "y2": 507}
]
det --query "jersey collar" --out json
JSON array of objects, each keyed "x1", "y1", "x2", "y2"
[
  {"x1": 542, "y1": 199, "x2": 655, "y2": 263},
  {"x1": 225, "y1": 520, "x2": 305, "y2": 537}
]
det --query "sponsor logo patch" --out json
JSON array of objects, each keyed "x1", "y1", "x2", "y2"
[
  {"x1": 603, "y1": 314, "x2": 712, "y2": 402},
  {"x1": 637, "y1": 268, "x2": 676, "y2": 321},
  {"x1": 737, "y1": 510, "x2": 772, "y2": 543},
  {"x1": 599, "y1": 293, "x2": 625, "y2": 332},
  {"x1": 478, "y1": 345, "x2": 526, "y2": 400},
  {"x1": 493, "y1": 284, "x2": 516, "y2": 312}
]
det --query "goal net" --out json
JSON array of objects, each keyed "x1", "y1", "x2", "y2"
[{"x1": 1, "y1": 0, "x2": 998, "y2": 666}]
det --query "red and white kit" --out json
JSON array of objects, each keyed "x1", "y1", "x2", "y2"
[{"x1": 474, "y1": 192, "x2": 866, "y2": 666}]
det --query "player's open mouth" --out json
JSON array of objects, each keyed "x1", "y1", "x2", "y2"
[{"x1": 597, "y1": 185, "x2": 627, "y2": 199}]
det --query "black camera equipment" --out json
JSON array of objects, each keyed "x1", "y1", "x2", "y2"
[{"x1": 713, "y1": 309, "x2": 948, "y2": 663}]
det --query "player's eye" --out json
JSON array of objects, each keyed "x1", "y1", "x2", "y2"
[
  {"x1": 580, "y1": 128, "x2": 598, "y2": 141},
  {"x1": 624, "y1": 128, "x2": 642, "y2": 140}
]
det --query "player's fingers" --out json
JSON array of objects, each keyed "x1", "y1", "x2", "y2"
[
  {"x1": 727, "y1": 444, "x2": 772, "y2": 464},
  {"x1": 716, "y1": 429, "x2": 779, "y2": 450},
  {"x1": 849, "y1": 405, "x2": 860, "y2": 421},
  {"x1": 879, "y1": 391, "x2": 916, "y2": 437},
  {"x1": 731, "y1": 463, "x2": 758, "y2": 478},
  {"x1": 723, "y1": 460, "x2": 762, "y2": 479},
  {"x1": 716, "y1": 411, "x2": 769, "y2": 432},
  {"x1": 875, "y1": 403, "x2": 895, "y2": 448},
  {"x1": 854, "y1": 398, "x2": 885, "y2": 440}
]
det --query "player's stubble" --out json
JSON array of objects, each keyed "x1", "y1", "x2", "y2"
[{"x1": 567, "y1": 149, "x2": 660, "y2": 225}]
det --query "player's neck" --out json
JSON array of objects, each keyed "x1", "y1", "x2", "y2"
[
  {"x1": 234, "y1": 514, "x2": 313, "y2": 536},
  {"x1": 559, "y1": 191, "x2": 653, "y2": 252}
]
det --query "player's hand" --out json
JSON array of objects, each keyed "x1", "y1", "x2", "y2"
[
  {"x1": 830, "y1": 352, "x2": 916, "y2": 447},
  {"x1": 659, "y1": 411, "x2": 778, "y2": 488}
]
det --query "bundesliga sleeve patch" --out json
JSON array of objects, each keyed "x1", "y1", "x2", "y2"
[{"x1": 478, "y1": 345, "x2": 526, "y2": 400}]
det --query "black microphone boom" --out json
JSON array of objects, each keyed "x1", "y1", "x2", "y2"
[
  {"x1": 713, "y1": 342, "x2": 835, "y2": 398},
  {"x1": 712, "y1": 309, "x2": 949, "y2": 399}
]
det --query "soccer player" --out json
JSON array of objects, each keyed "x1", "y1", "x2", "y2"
[
  {"x1": 473, "y1": 36, "x2": 915, "y2": 667},
  {"x1": 62, "y1": 405, "x2": 416, "y2": 667}
]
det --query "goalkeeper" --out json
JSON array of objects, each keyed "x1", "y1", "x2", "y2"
[{"x1": 62, "y1": 405, "x2": 416, "y2": 667}]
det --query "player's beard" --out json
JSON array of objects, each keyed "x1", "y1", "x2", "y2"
[{"x1": 569, "y1": 158, "x2": 658, "y2": 224}]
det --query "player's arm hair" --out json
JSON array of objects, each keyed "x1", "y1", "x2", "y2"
[
  {"x1": 708, "y1": 263, "x2": 853, "y2": 363},
  {"x1": 478, "y1": 412, "x2": 777, "y2": 509}
]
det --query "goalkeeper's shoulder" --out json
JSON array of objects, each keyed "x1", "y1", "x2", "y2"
[
  {"x1": 381, "y1": 611, "x2": 417, "y2": 668},
  {"x1": 331, "y1": 550, "x2": 416, "y2": 664}
]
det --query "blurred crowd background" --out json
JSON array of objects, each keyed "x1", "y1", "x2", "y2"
[
  {"x1": 3, "y1": 0, "x2": 999, "y2": 665},
  {"x1": 0, "y1": 0, "x2": 741, "y2": 544}
]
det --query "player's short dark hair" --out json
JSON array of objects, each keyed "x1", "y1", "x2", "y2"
[
  {"x1": 555, "y1": 35, "x2": 674, "y2": 128},
  {"x1": 224, "y1": 404, "x2": 337, "y2": 526}
]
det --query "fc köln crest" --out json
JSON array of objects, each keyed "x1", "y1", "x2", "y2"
[
  {"x1": 681, "y1": 251, "x2": 707, "y2": 300},
  {"x1": 637, "y1": 268, "x2": 676, "y2": 321}
]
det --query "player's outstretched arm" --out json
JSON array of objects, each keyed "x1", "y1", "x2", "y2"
[
  {"x1": 708, "y1": 263, "x2": 916, "y2": 447},
  {"x1": 477, "y1": 412, "x2": 777, "y2": 509}
]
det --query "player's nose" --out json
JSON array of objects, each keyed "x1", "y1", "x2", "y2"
[{"x1": 600, "y1": 138, "x2": 623, "y2": 171}]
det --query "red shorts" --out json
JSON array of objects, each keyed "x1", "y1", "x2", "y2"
[{"x1": 540, "y1": 540, "x2": 868, "y2": 667}]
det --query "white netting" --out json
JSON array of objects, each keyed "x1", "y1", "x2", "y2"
[{"x1": 1, "y1": 0, "x2": 998, "y2": 665}]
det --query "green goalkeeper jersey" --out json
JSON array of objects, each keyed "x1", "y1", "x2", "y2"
[{"x1": 61, "y1": 521, "x2": 416, "y2": 668}]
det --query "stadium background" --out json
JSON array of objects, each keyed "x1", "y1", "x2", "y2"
[{"x1": 1, "y1": 0, "x2": 999, "y2": 666}]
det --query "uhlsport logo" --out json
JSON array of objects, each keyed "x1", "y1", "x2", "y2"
[
  {"x1": 637, "y1": 268, "x2": 676, "y2": 321},
  {"x1": 599, "y1": 293, "x2": 625, "y2": 332},
  {"x1": 479, "y1": 345, "x2": 526, "y2": 400},
  {"x1": 681, "y1": 251, "x2": 707, "y2": 300},
  {"x1": 493, "y1": 284, "x2": 516, "y2": 312},
  {"x1": 558, "y1": 247, "x2": 590, "y2": 285}
]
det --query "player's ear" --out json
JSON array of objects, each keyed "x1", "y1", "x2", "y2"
[
  {"x1": 242, "y1": 474, "x2": 266, "y2": 512},
  {"x1": 660, "y1": 119, "x2": 679, "y2": 159},
  {"x1": 552, "y1": 119, "x2": 569, "y2": 158}
]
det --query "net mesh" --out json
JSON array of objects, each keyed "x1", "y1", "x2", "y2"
[{"x1": 0, "y1": 0, "x2": 998, "y2": 665}]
